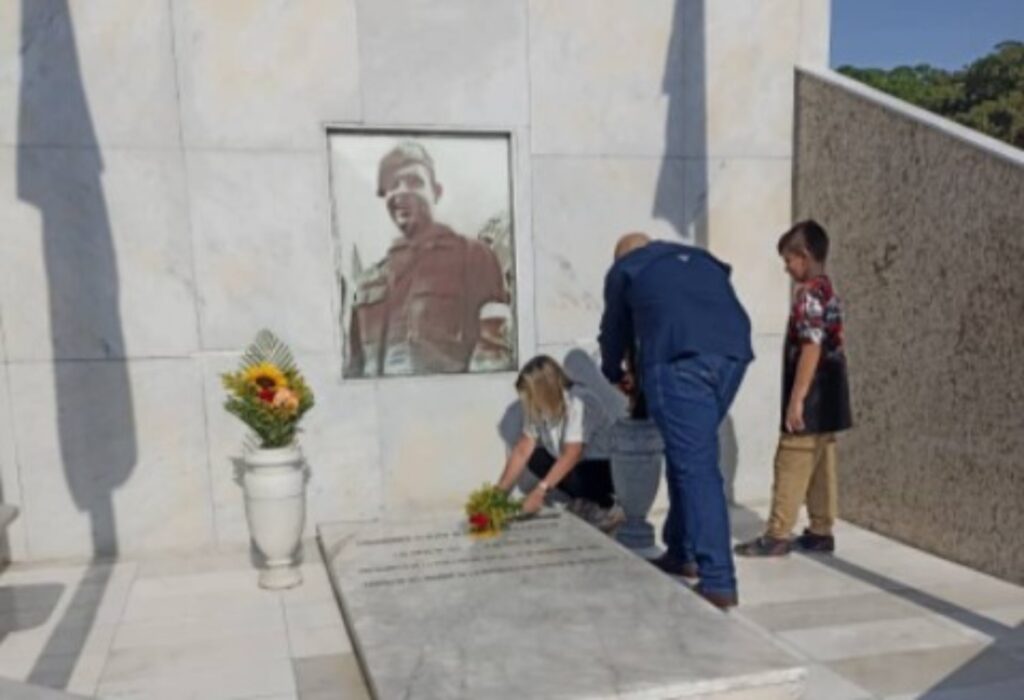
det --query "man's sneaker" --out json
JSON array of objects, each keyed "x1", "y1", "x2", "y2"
[
  {"x1": 696, "y1": 586, "x2": 738, "y2": 611},
  {"x1": 733, "y1": 535, "x2": 791, "y2": 557},
  {"x1": 795, "y1": 528, "x2": 835, "y2": 553},
  {"x1": 696, "y1": 589, "x2": 737, "y2": 609},
  {"x1": 650, "y1": 553, "x2": 699, "y2": 579}
]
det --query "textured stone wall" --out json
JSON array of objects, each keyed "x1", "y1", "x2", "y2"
[
  {"x1": 0, "y1": 0, "x2": 828, "y2": 560},
  {"x1": 794, "y1": 68, "x2": 1024, "y2": 584}
]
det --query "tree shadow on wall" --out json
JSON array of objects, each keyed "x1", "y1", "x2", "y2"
[{"x1": 16, "y1": 0, "x2": 137, "y2": 689}]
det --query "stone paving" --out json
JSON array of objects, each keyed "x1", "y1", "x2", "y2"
[{"x1": 0, "y1": 505, "x2": 1020, "y2": 699}]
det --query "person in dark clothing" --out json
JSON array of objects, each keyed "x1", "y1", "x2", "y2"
[
  {"x1": 734, "y1": 220, "x2": 852, "y2": 558},
  {"x1": 599, "y1": 233, "x2": 753, "y2": 609}
]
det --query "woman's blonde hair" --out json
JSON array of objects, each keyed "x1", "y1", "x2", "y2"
[{"x1": 516, "y1": 355, "x2": 571, "y2": 425}]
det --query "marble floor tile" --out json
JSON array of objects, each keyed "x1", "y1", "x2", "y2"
[
  {"x1": 293, "y1": 653, "x2": 370, "y2": 700},
  {"x1": 0, "y1": 676, "x2": 92, "y2": 699},
  {"x1": 18, "y1": 650, "x2": 110, "y2": 697},
  {"x1": 734, "y1": 554, "x2": 881, "y2": 606},
  {"x1": 284, "y1": 600, "x2": 345, "y2": 631},
  {"x1": 110, "y1": 617, "x2": 289, "y2": 654},
  {"x1": 126, "y1": 568, "x2": 273, "y2": 599},
  {"x1": 780, "y1": 616, "x2": 987, "y2": 662},
  {"x1": 0, "y1": 511, "x2": 1019, "y2": 700},
  {"x1": 131, "y1": 547, "x2": 256, "y2": 579},
  {"x1": 96, "y1": 655, "x2": 296, "y2": 699},
  {"x1": 287, "y1": 623, "x2": 352, "y2": 659},
  {"x1": 827, "y1": 643, "x2": 1024, "y2": 697},
  {"x1": 801, "y1": 664, "x2": 875, "y2": 700},
  {"x1": 741, "y1": 591, "x2": 928, "y2": 632},
  {"x1": 117, "y1": 586, "x2": 282, "y2": 626}
]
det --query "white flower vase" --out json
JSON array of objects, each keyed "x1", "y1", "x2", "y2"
[{"x1": 243, "y1": 444, "x2": 307, "y2": 589}]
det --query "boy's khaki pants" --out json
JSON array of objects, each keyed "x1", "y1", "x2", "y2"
[{"x1": 766, "y1": 433, "x2": 837, "y2": 539}]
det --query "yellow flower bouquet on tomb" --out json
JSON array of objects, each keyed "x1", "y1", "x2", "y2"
[
  {"x1": 465, "y1": 484, "x2": 522, "y2": 536},
  {"x1": 222, "y1": 330, "x2": 315, "y2": 448}
]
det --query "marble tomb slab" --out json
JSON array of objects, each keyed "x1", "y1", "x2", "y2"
[{"x1": 319, "y1": 512, "x2": 806, "y2": 699}]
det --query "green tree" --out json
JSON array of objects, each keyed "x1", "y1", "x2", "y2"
[{"x1": 838, "y1": 41, "x2": 1024, "y2": 149}]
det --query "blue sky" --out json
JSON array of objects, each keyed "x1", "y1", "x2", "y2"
[{"x1": 831, "y1": 0, "x2": 1024, "y2": 70}]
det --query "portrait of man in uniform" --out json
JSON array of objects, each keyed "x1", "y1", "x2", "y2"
[{"x1": 328, "y1": 132, "x2": 517, "y2": 378}]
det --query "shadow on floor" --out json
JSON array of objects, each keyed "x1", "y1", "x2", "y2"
[{"x1": 731, "y1": 503, "x2": 1024, "y2": 697}]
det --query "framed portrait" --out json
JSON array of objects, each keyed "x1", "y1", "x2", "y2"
[{"x1": 327, "y1": 129, "x2": 516, "y2": 378}]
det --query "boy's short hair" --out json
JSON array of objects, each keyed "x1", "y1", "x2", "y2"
[{"x1": 778, "y1": 220, "x2": 829, "y2": 262}]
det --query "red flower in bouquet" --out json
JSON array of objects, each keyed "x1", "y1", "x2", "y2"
[
  {"x1": 468, "y1": 513, "x2": 491, "y2": 531},
  {"x1": 258, "y1": 388, "x2": 276, "y2": 403}
]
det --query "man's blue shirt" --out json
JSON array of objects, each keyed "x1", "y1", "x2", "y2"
[{"x1": 599, "y1": 241, "x2": 754, "y2": 383}]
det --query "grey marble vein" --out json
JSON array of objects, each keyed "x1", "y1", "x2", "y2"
[{"x1": 320, "y1": 512, "x2": 805, "y2": 699}]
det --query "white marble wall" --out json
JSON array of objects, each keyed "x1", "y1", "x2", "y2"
[{"x1": 0, "y1": 0, "x2": 828, "y2": 560}]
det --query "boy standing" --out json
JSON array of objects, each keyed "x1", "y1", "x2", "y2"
[{"x1": 735, "y1": 220, "x2": 852, "y2": 556}]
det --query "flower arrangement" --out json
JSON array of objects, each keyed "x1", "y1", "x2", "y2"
[
  {"x1": 222, "y1": 330, "x2": 314, "y2": 448},
  {"x1": 465, "y1": 484, "x2": 522, "y2": 536}
]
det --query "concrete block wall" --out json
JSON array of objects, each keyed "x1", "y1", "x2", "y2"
[{"x1": 793, "y1": 67, "x2": 1024, "y2": 585}]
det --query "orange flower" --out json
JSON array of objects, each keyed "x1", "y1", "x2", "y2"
[{"x1": 272, "y1": 387, "x2": 300, "y2": 413}]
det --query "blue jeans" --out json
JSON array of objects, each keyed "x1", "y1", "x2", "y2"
[{"x1": 644, "y1": 354, "x2": 748, "y2": 595}]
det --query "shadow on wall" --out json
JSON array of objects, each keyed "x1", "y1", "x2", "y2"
[
  {"x1": 654, "y1": 0, "x2": 707, "y2": 248},
  {"x1": 16, "y1": 0, "x2": 137, "y2": 688}
]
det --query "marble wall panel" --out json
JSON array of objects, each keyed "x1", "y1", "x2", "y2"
[
  {"x1": 0, "y1": 0, "x2": 180, "y2": 148},
  {"x1": 530, "y1": 155, "x2": 690, "y2": 346},
  {"x1": 187, "y1": 150, "x2": 336, "y2": 354},
  {"x1": 0, "y1": 147, "x2": 198, "y2": 361},
  {"x1": 703, "y1": 0, "x2": 802, "y2": 158},
  {"x1": 529, "y1": 0, "x2": 803, "y2": 158},
  {"x1": 173, "y1": 0, "x2": 362, "y2": 150},
  {"x1": 687, "y1": 157, "x2": 793, "y2": 334},
  {"x1": 726, "y1": 334, "x2": 784, "y2": 504},
  {"x1": 9, "y1": 358, "x2": 213, "y2": 559},
  {"x1": 356, "y1": 0, "x2": 529, "y2": 127},
  {"x1": 798, "y1": 0, "x2": 831, "y2": 67},
  {"x1": 375, "y1": 372, "x2": 519, "y2": 511},
  {"x1": 528, "y1": 0, "x2": 685, "y2": 157}
]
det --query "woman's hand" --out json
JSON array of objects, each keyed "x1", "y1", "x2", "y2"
[{"x1": 522, "y1": 487, "x2": 546, "y2": 515}]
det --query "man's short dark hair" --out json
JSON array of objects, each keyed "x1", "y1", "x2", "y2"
[{"x1": 778, "y1": 219, "x2": 829, "y2": 262}]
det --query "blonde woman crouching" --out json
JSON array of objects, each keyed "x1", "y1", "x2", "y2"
[{"x1": 496, "y1": 355, "x2": 624, "y2": 532}]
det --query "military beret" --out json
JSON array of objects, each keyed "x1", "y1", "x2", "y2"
[{"x1": 377, "y1": 140, "x2": 436, "y2": 197}]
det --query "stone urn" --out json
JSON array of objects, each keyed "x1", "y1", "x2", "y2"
[
  {"x1": 610, "y1": 418, "x2": 664, "y2": 558},
  {"x1": 243, "y1": 444, "x2": 307, "y2": 589}
]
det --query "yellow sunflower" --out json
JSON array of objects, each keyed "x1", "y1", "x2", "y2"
[{"x1": 243, "y1": 362, "x2": 288, "y2": 391}]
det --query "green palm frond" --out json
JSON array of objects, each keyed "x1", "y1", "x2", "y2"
[{"x1": 241, "y1": 329, "x2": 297, "y2": 372}]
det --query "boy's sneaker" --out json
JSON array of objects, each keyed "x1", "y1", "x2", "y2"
[
  {"x1": 733, "y1": 535, "x2": 791, "y2": 557},
  {"x1": 795, "y1": 528, "x2": 835, "y2": 553}
]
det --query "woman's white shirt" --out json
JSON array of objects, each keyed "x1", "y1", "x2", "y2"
[{"x1": 522, "y1": 386, "x2": 613, "y2": 460}]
